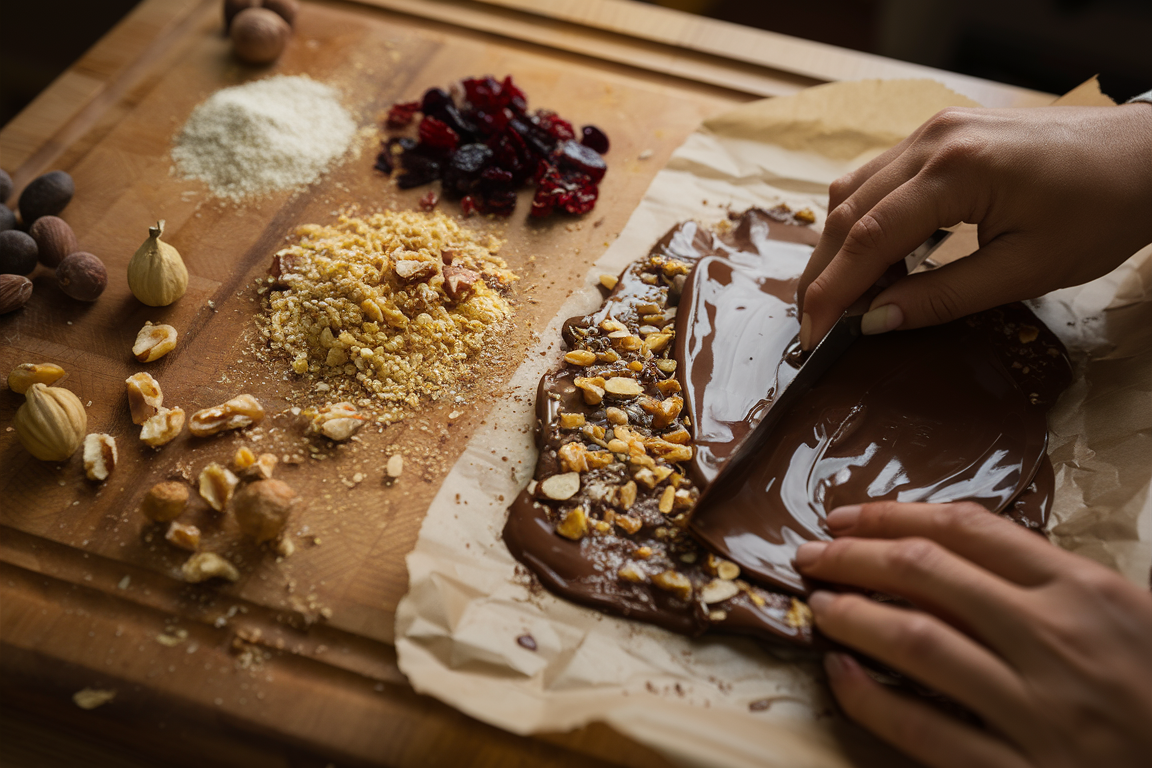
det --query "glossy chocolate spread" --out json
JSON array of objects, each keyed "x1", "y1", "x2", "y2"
[{"x1": 504, "y1": 208, "x2": 1072, "y2": 645}]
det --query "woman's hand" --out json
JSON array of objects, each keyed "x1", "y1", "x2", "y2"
[
  {"x1": 796, "y1": 104, "x2": 1152, "y2": 349},
  {"x1": 793, "y1": 501, "x2": 1152, "y2": 768}
]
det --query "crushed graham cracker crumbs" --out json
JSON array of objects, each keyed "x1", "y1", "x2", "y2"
[{"x1": 258, "y1": 210, "x2": 518, "y2": 422}]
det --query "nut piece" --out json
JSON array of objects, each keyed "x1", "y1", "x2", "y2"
[
  {"x1": 599, "y1": 273, "x2": 618, "y2": 290},
  {"x1": 540, "y1": 472, "x2": 580, "y2": 501},
  {"x1": 555, "y1": 506, "x2": 589, "y2": 540},
  {"x1": 83, "y1": 433, "x2": 117, "y2": 481},
  {"x1": 563, "y1": 350, "x2": 597, "y2": 366},
  {"x1": 231, "y1": 7, "x2": 290, "y2": 64},
  {"x1": 651, "y1": 570, "x2": 693, "y2": 601},
  {"x1": 0, "y1": 274, "x2": 33, "y2": 314},
  {"x1": 237, "y1": 449, "x2": 278, "y2": 480},
  {"x1": 8, "y1": 363, "x2": 65, "y2": 394},
  {"x1": 189, "y1": 394, "x2": 264, "y2": 437},
  {"x1": 394, "y1": 258, "x2": 438, "y2": 282},
  {"x1": 442, "y1": 265, "x2": 480, "y2": 301},
  {"x1": 165, "y1": 521, "x2": 201, "y2": 551},
  {"x1": 29, "y1": 216, "x2": 78, "y2": 268},
  {"x1": 198, "y1": 463, "x2": 239, "y2": 511},
  {"x1": 604, "y1": 377, "x2": 643, "y2": 398},
  {"x1": 126, "y1": 372, "x2": 164, "y2": 424},
  {"x1": 308, "y1": 401, "x2": 364, "y2": 441},
  {"x1": 386, "y1": 453, "x2": 404, "y2": 479},
  {"x1": 140, "y1": 481, "x2": 189, "y2": 522},
  {"x1": 132, "y1": 322, "x2": 178, "y2": 362},
  {"x1": 140, "y1": 406, "x2": 185, "y2": 447},
  {"x1": 181, "y1": 552, "x2": 240, "y2": 584},
  {"x1": 56, "y1": 252, "x2": 108, "y2": 302},
  {"x1": 15, "y1": 383, "x2": 87, "y2": 462},
  {"x1": 700, "y1": 579, "x2": 740, "y2": 604},
  {"x1": 716, "y1": 560, "x2": 741, "y2": 580},
  {"x1": 233, "y1": 479, "x2": 297, "y2": 543}
]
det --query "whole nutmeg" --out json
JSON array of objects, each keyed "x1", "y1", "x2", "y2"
[
  {"x1": 0, "y1": 230, "x2": 38, "y2": 275},
  {"x1": 261, "y1": 0, "x2": 299, "y2": 27},
  {"x1": 128, "y1": 221, "x2": 188, "y2": 306},
  {"x1": 18, "y1": 170, "x2": 74, "y2": 226},
  {"x1": 0, "y1": 206, "x2": 14, "y2": 233},
  {"x1": 0, "y1": 274, "x2": 33, "y2": 314},
  {"x1": 0, "y1": 168, "x2": 12, "y2": 204},
  {"x1": 234, "y1": 479, "x2": 297, "y2": 543},
  {"x1": 231, "y1": 7, "x2": 290, "y2": 64},
  {"x1": 223, "y1": 0, "x2": 259, "y2": 30},
  {"x1": 57, "y1": 251, "x2": 107, "y2": 301},
  {"x1": 15, "y1": 382, "x2": 88, "y2": 462},
  {"x1": 29, "y1": 216, "x2": 78, "y2": 268}
]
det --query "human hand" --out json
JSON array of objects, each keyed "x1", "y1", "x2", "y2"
[
  {"x1": 796, "y1": 105, "x2": 1152, "y2": 349},
  {"x1": 792, "y1": 501, "x2": 1152, "y2": 768}
]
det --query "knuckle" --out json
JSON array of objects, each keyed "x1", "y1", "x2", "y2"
[
  {"x1": 857, "y1": 501, "x2": 902, "y2": 532},
  {"x1": 923, "y1": 280, "x2": 967, "y2": 324},
  {"x1": 828, "y1": 175, "x2": 856, "y2": 208},
  {"x1": 919, "y1": 107, "x2": 971, "y2": 139},
  {"x1": 934, "y1": 501, "x2": 993, "y2": 537},
  {"x1": 824, "y1": 200, "x2": 861, "y2": 240},
  {"x1": 887, "y1": 538, "x2": 939, "y2": 579},
  {"x1": 841, "y1": 213, "x2": 886, "y2": 259},
  {"x1": 892, "y1": 613, "x2": 939, "y2": 661}
]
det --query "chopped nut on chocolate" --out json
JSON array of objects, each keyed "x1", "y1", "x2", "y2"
[
  {"x1": 558, "y1": 412, "x2": 585, "y2": 429},
  {"x1": 83, "y1": 433, "x2": 117, "y2": 481},
  {"x1": 599, "y1": 274, "x2": 618, "y2": 290},
  {"x1": 126, "y1": 372, "x2": 164, "y2": 425},
  {"x1": 604, "y1": 377, "x2": 643, "y2": 398},
  {"x1": 701, "y1": 579, "x2": 740, "y2": 604},
  {"x1": 308, "y1": 401, "x2": 364, "y2": 441},
  {"x1": 651, "y1": 570, "x2": 692, "y2": 601},
  {"x1": 132, "y1": 322, "x2": 178, "y2": 363},
  {"x1": 540, "y1": 472, "x2": 580, "y2": 501},
  {"x1": 140, "y1": 407, "x2": 185, "y2": 447},
  {"x1": 166, "y1": 521, "x2": 201, "y2": 551},
  {"x1": 555, "y1": 506, "x2": 588, "y2": 540},
  {"x1": 189, "y1": 394, "x2": 264, "y2": 437},
  {"x1": 563, "y1": 350, "x2": 597, "y2": 366},
  {"x1": 141, "y1": 481, "x2": 188, "y2": 522},
  {"x1": 198, "y1": 463, "x2": 239, "y2": 511},
  {"x1": 182, "y1": 552, "x2": 240, "y2": 584}
]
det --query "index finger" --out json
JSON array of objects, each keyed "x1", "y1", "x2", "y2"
[{"x1": 824, "y1": 501, "x2": 1065, "y2": 587}]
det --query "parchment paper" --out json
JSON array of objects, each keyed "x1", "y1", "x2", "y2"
[{"x1": 395, "y1": 78, "x2": 1152, "y2": 768}]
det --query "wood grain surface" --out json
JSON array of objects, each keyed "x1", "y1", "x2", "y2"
[{"x1": 0, "y1": 1, "x2": 1050, "y2": 766}]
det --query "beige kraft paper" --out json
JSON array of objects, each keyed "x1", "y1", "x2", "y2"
[{"x1": 395, "y1": 77, "x2": 1152, "y2": 768}]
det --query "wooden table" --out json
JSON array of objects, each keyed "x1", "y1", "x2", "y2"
[{"x1": 0, "y1": 2, "x2": 1050, "y2": 766}]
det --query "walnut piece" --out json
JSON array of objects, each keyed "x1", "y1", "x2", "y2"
[
  {"x1": 308, "y1": 401, "x2": 364, "y2": 441},
  {"x1": 126, "y1": 372, "x2": 164, "y2": 425},
  {"x1": 132, "y1": 322, "x2": 178, "y2": 362},
  {"x1": 233, "y1": 479, "x2": 297, "y2": 543},
  {"x1": 140, "y1": 481, "x2": 188, "y2": 522},
  {"x1": 442, "y1": 265, "x2": 480, "y2": 301},
  {"x1": 182, "y1": 552, "x2": 240, "y2": 583},
  {"x1": 165, "y1": 521, "x2": 201, "y2": 551},
  {"x1": 140, "y1": 406, "x2": 185, "y2": 447},
  {"x1": 83, "y1": 433, "x2": 117, "y2": 481},
  {"x1": 198, "y1": 462, "x2": 239, "y2": 511},
  {"x1": 189, "y1": 394, "x2": 264, "y2": 437}
]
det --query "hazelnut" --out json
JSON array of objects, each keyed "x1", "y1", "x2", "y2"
[
  {"x1": 231, "y1": 7, "x2": 290, "y2": 65},
  {"x1": 233, "y1": 479, "x2": 297, "y2": 543},
  {"x1": 132, "y1": 322, "x2": 179, "y2": 362},
  {"x1": 29, "y1": 216, "x2": 77, "y2": 268},
  {"x1": 223, "y1": 0, "x2": 259, "y2": 29},
  {"x1": 261, "y1": 0, "x2": 299, "y2": 27},
  {"x1": 181, "y1": 552, "x2": 240, "y2": 583},
  {"x1": 0, "y1": 230, "x2": 38, "y2": 276},
  {"x1": 0, "y1": 274, "x2": 32, "y2": 314},
  {"x1": 8, "y1": 363, "x2": 65, "y2": 394},
  {"x1": 83, "y1": 433, "x2": 117, "y2": 482},
  {"x1": 56, "y1": 251, "x2": 107, "y2": 301},
  {"x1": 18, "y1": 170, "x2": 74, "y2": 225},
  {"x1": 140, "y1": 481, "x2": 189, "y2": 522},
  {"x1": 15, "y1": 383, "x2": 87, "y2": 462}
]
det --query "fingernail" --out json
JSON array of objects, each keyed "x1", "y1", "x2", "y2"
[
  {"x1": 825, "y1": 505, "x2": 862, "y2": 533},
  {"x1": 807, "y1": 589, "x2": 833, "y2": 615},
  {"x1": 793, "y1": 541, "x2": 827, "y2": 570},
  {"x1": 860, "y1": 304, "x2": 903, "y2": 335},
  {"x1": 824, "y1": 652, "x2": 855, "y2": 681},
  {"x1": 799, "y1": 312, "x2": 813, "y2": 350}
]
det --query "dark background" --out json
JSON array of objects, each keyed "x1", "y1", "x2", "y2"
[{"x1": 2, "y1": 0, "x2": 1150, "y2": 128}]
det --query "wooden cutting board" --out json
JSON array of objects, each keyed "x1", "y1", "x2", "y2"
[{"x1": 0, "y1": 2, "x2": 1049, "y2": 766}]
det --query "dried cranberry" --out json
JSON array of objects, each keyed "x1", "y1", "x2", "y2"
[
  {"x1": 460, "y1": 195, "x2": 480, "y2": 217},
  {"x1": 444, "y1": 143, "x2": 494, "y2": 195},
  {"x1": 560, "y1": 183, "x2": 598, "y2": 215},
  {"x1": 419, "y1": 191, "x2": 439, "y2": 211},
  {"x1": 418, "y1": 116, "x2": 460, "y2": 154},
  {"x1": 386, "y1": 100, "x2": 420, "y2": 129},
  {"x1": 509, "y1": 117, "x2": 556, "y2": 160},
  {"x1": 500, "y1": 76, "x2": 527, "y2": 114},
  {"x1": 397, "y1": 154, "x2": 442, "y2": 189},
  {"x1": 556, "y1": 140, "x2": 606, "y2": 183},
  {"x1": 533, "y1": 110, "x2": 576, "y2": 142},
  {"x1": 580, "y1": 125, "x2": 610, "y2": 154},
  {"x1": 461, "y1": 77, "x2": 503, "y2": 112},
  {"x1": 374, "y1": 146, "x2": 394, "y2": 174},
  {"x1": 481, "y1": 187, "x2": 517, "y2": 217},
  {"x1": 529, "y1": 187, "x2": 557, "y2": 217},
  {"x1": 421, "y1": 88, "x2": 453, "y2": 116}
]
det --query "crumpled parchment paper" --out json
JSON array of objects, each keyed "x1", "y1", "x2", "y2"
[{"x1": 395, "y1": 77, "x2": 1152, "y2": 768}]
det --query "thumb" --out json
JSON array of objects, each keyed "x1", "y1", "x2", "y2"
[{"x1": 861, "y1": 237, "x2": 1054, "y2": 333}]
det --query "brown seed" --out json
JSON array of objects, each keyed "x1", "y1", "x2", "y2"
[
  {"x1": 0, "y1": 230, "x2": 38, "y2": 276},
  {"x1": 29, "y1": 216, "x2": 77, "y2": 269},
  {"x1": 56, "y1": 252, "x2": 107, "y2": 301},
  {"x1": 230, "y1": 7, "x2": 290, "y2": 64},
  {"x1": 0, "y1": 275, "x2": 33, "y2": 314},
  {"x1": 18, "y1": 170, "x2": 74, "y2": 225}
]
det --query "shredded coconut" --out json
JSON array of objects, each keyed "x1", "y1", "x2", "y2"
[{"x1": 172, "y1": 75, "x2": 356, "y2": 200}]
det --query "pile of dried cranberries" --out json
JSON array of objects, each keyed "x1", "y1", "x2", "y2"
[{"x1": 375, "y1": 75, "x2": 610, "y2": 218}]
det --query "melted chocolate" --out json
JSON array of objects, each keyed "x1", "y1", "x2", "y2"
[{"x1": 503, "y1": 207, "x2": 1072, "y2": 646}]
